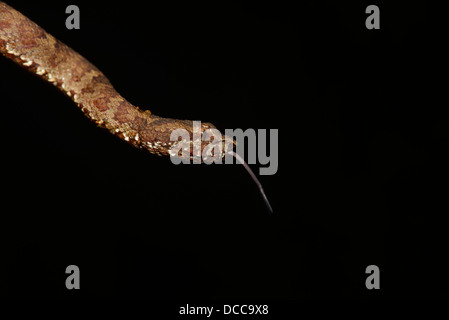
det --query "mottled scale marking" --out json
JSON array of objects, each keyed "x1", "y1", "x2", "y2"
[{"x1": 0, "y1": 1, "x2": 223, "y2": 159}]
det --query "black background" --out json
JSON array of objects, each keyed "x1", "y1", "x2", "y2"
[{"x1": 0, "y1": 0, "x2": 446, "y2": 304}]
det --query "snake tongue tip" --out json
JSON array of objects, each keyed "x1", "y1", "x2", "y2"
[
  {"x1": 229, "y1": 151, "x2": 273, "y2": 214},
  {"x1": 260, "y1": 186, "x2": 273, "y2": 213}
]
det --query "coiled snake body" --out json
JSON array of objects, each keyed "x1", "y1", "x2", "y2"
[{"x1": 0, "y1": 2, "x2": 272, "y2": 211}]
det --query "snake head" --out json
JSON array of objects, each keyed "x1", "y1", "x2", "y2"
[
  {"x1": 137, "y1": 112, "x2": 235, "y2": 162},
  {"x1": 194, "y1": 122, "x2": 236, "y2": 163}
]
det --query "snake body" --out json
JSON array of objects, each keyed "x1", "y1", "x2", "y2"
[
  {"x1": 0, "y1": 1, "x2": 220, "y2": 158},
  {"x1": 0, "y1": 2, "x2": 273, "y2": 211}
]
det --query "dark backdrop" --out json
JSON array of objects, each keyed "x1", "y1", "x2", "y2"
[{"x1": 0, "y1": 0, "x2": 446, "y2": 304}]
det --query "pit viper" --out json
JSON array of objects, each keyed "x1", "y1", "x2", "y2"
[{"x1": 0, "y1": 1, "x2": 272, "y2": 212}]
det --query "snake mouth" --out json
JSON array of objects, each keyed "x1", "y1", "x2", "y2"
[
  {"x1": 165, "y1": 135, "x2": 235, "y2": 162},
  {"x1": 185, "y1": 136, "x2": 235, "y2": 162}
]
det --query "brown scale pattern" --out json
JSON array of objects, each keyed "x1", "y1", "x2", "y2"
[{"x1": 0, "y1": 1, "x2": 219, "y2": 157}]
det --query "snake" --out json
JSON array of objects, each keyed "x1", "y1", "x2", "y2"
[{"x1": 0, "y1": 1, "x2": 272, "y2": 212}]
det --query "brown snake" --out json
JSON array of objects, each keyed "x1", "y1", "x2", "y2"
[{"x1": 0, "y1": 2, "x2": 272, "y2": 212}]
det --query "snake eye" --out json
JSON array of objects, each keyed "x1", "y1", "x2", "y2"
[{"x1": 201, "y1": 122, "x2": 216, "y2": 130}]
